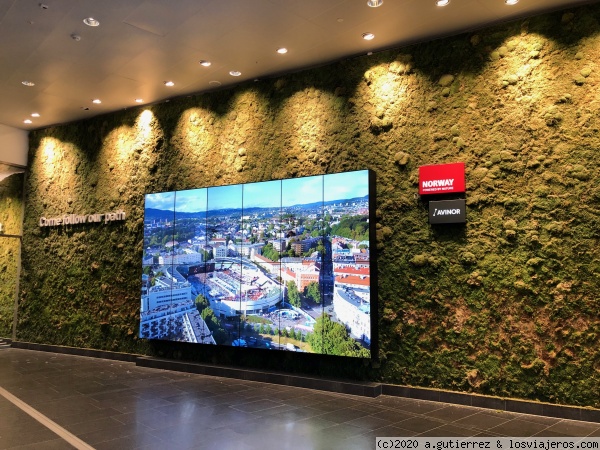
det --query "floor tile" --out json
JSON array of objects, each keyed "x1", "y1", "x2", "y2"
[
  {"x1": 316, "y1": 407, "x2": 371, "y2": 424},
  {"x1": 453, "y1": 411, "x2": 514, "y2": 431},
  {"x1": 541, "y1": 420, "x2": 600, "y2": 436},
  {"x1": 488, "y1": 418, "x2": 553, "y2": 436},
  {"x1": 2, "y1": 438, "x2": 75, "y2": 450},
  {"x1": 418, "y1": 423, "x2": 478, "y2": 436},
  {"x1": 394, "y1": 416, "x2": 448, "y2": 433},
  {"x1": 426, "y1": 405, "x2": 482, "y2": 422},
  {"x1": 368, "y1": 424, "x2": 420, "y2": 437},
  {"x1": 345, "y1": 413, "x2": 396, "y2": 430},
  {"x1": 229, "y1": 398, "x2": 284, "y2": 413}
]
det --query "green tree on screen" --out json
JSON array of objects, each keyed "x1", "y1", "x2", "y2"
[
  {"x1": 286, "y1": 280, "x2": 301, "y2": 307},
  {"x1": 308, "y1": 314, "x2": 369, "y2": 358}
]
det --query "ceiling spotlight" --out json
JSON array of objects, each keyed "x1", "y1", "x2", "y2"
[
  {"x1": 505, "y1": 0, "x2": 518, "y2": 4},
  {"x1": 24, "y1": 119, "x2": 33, "y2": 124},
  {"x1": 92, "y1": 99, "x2": 101, "y2": 104},
  {"x1": 22, "y1": 81, "x2": 35, "y2": 87},
  {"x1": 277, "y1": 48, "x2": 288, "y2": 54},
  {"x1": 39, "y1": 3, "x2": 49, "y2": 10},
  {"x1": 164, "y1": 81, "x2": 175, "y2": 86},
  {"x1": 31, "y1": 113, "x2": 40, "y2": 117},
  {"x1": 362, "y1": 32, "x2": 375, "y2": 40},
  {"x1": 135, "y1": 98, "x2": 144, "y2": 103},
  {"x1": 367, "y1": 0, "x2": 383, "y2": 6},
  {"x1": 199, "y1": 60, "x2": 211, "y2": 67},
  {"x1": 436, "y1": 0, "x2": 450, "y2": 6},
  {"x1": 83, "y1": 17, "x2": 100, "y2": 27},
  {"x1": 209, "y1": 81, "x2": 222, "y2": 87},
  {"x1": 71, "y1": 34, "x2": 81, "y2": 41},
  {"x1": 229, "y1": 71, "x2": 242, "y2": 77}
]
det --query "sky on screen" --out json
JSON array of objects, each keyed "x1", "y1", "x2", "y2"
[{"x1": 144, "y1": 170, "x2": 368, "y2": 213}]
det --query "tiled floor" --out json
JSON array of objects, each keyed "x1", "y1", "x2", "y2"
[{"x1": 0, "y1": 348, "x2": 598, "y2": 450}]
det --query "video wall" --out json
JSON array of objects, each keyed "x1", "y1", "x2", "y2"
[{"x1": 140, "y1": 170, "x2": 375, "y2": 358}]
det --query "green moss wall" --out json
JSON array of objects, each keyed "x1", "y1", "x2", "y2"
[
  {"x1": 0, "y1": 171, "x2": 24, "y2": 336},
  {"x1": 19, "y1": 5, "x2": 600, "y2": 406}
]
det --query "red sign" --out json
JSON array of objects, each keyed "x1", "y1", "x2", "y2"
[{"x1": 419, "y1": 162, "x2": 465, "y2": 195}]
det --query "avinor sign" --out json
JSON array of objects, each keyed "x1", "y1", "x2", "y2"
[
  {"x1": 429, "y1": 199, "x2": 466, "y2": 224},
  {"x1": 39, "y1": 210, "x2": 126, "y2": 227},
  {"x1": 419, "y1": 162, "x2": 465, "y2": 195}
]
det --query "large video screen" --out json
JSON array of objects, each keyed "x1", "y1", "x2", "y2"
[{"x1": 140, "y1": 170, "x2": 374, "y2": 358}]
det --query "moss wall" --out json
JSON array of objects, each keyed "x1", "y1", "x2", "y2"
[
  {"x1": 20, "y1": 4, "x2": 600, "y2": 406},
  {"x1": 0, "y1": 171, "x2": 24, "y2": 336}
]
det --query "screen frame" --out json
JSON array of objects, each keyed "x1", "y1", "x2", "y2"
[{"x1": 140, "y1": 169, "x2": 377, "y2": 359}]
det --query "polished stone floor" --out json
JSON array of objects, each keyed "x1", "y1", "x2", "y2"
[{"x1": 0, "y1": 348, "x2": 598, "y2": 450}]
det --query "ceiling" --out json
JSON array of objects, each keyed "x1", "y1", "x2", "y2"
[
  {"x1": 0, "y1": 0, "x2": 592, "y2": 131},
  {"x1": 0, "y1": 163, "x2": 24, "y2": 181}
]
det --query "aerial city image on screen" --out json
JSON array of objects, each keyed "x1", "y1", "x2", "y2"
[{"x1": 140, "y1": 170, "x2": 372, "y2": 358}]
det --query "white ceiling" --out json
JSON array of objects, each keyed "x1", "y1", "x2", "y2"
[{"x1": 0, "y1": 0, "x2": 592, "y2": 131}]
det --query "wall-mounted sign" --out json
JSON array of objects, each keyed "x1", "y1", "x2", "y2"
[
  {"x1": 39, "y1": 210, "x2": 126, "y2": 227},
  {"x1": 429, "y1": 199, "x2": 466, "y2": 224},
  {"x1": 419, "y1": 162, "x2": 465, "y2": 195}
]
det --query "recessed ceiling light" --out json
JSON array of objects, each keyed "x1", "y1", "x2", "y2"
[
  {"x1": 199, "y1": 60, "x2": 212, "y2": 67},
  {"x1": 83, "y1": 17, "x2": 100, "y2": 27},
  {"x1": 92, "y1": 99, "x2": 101, "y2": 104},
  {"x1": 505, "y1": 0, "x2": 518, "y2": 4},
  {"x1": 436, "y1": 0, "x2": 450, "y2": 6},
  {"x1": 209, "y1": 81, "x2": 222, "y2": 87},
  {"x1": 362, "y1": 32, "x2": 375, "y2": 41},
  {"x1": 164, "y1": 81, "x2": 175, "y2": 86},
  {"x1": 22, "y1": 81, "x2": 35, "y2": 87},
  {"x1": 367, "y1": 0, "x2": 383, "y2": 7},
  {"x1": 135, "y1": 98, "x2": 144, "y2": 103},
  {"x1": 24, "y1": 119, "x2": 32, "y2": 124},
  {"x1": 31, "y1": 113, "x2": 40, "y2": 117},
  {"x1": 277, "y1": 48, "x2": 288, "y2": 54},
  {"x1": 229, "y1": 71, "x2": 242, "y2": 77}
]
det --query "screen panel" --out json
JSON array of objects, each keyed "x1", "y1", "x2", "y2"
[
  {"x1": 324, "y1": 170, "x2": 371, "y2": 358},
  {"x1": 140, "y1": 170, "x2": 373, "y2": 358},
  {"x1": 238, "y1": 180, "x2": 282, "y2": 350},
  {"x1": 281, "y1": 174, "x2": 324, "y2": 354},
  {"x1": 140, "y1": 191, "x2": 176, "y2": 341},
  {"x1": 206, "y1": 184, "x2": 243, "y2": 346},
  {"x1": 173, "y1": 188, "x2": 214, "y2": 344}
]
